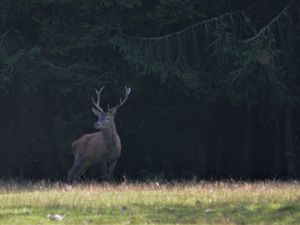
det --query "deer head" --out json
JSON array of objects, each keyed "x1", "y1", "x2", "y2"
[{"x1": 91, "y1": 86, "x2": 131, "y2": 130}]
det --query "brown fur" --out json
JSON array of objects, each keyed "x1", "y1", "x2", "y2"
[{"x1": 68, "y1": 119, "x2": 122, "y2": 182}]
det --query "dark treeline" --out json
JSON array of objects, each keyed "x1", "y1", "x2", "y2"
[{"x1": 0, "y1": 0, "x2": 299, "y2": 180}]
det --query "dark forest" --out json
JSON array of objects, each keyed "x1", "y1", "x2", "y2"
[{"x1": 0, "y1": 0, "x2": 299, "y2": 180}]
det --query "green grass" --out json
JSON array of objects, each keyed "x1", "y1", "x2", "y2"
[{"x1": 0, "y1": 180, "x2": 300, "y2": 224}]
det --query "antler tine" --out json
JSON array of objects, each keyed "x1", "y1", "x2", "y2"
[
  {"x1": 119, "y1": 86, "x2": 131, "y2": 105},
  {"x1": 92, "y1": 86, "x2": 105, "y2": 112},
  {"x1": 109, "y1": 86, "x2": 131, "y2": 111}
]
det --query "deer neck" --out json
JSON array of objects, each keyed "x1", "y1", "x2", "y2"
[{"x1": 101, "y1": 120, "x2": 119, "y2": 147}]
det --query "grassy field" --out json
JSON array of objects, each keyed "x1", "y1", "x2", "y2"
[{"x1": 0, "y1": 180, "x2": 300, "y2": 225}]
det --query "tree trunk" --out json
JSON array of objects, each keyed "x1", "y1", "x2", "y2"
[
  {"x1": 273, "y1": 122, "x2": 283, "y2": 177},
  {"x1": 196, "y1": 105, "x2": 210, "y2": 178},
  {"x1": 214, "y1": 104, "x2": 225, "y2": 178},
  {"x1": 214, "y1": 130, "x2": 224, "y2": 177},
  {"x1": 240, "y1": 110, "x2": 254, "y2": 178},
  {"x1": 284, "y1": 104, "x2": 296, "y2": 176}
]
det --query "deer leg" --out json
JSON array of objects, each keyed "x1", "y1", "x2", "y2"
[
  {"x1": 67, "y1": 162, "x2": 77, "y2": 183},
  {"x1": 100, "y1": 160, "x2": 109, "y2": 181},
  {"x1": 107, "y1": 160, "x2": 118, "y2": 180},
  {"x1": 67, "y1": 158, "x2": 90, "y2": 183}
]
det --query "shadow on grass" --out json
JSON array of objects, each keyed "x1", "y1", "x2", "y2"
[
  {"x1": 134, "y1": 200, "x2": 300, "y2": 224},
  {"x1": 0, "y1": 201, "x2": 299, "y2": 224}
]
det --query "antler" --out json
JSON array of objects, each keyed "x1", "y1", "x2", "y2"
[
  {"x1": 91, "y1": 86, "x2": 105, "y2": 112},
  {"x1": 109, "y1": 86, "x2": 131, "y2": 111}
]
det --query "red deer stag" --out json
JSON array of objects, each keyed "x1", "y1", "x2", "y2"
[{"x1": 67, "y1": 86, "x2": 131, "y2": 182}]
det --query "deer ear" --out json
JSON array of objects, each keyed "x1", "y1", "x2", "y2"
[{"x1": 92, "y1": 107, "x2": 101, "y2": 116}]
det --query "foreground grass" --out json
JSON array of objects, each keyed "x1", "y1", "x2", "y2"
[{"x1": 0, "y1": 181, "x2": 300, "y2": 224}]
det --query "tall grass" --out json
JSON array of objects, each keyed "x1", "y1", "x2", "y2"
[{"x1": 0, "y1": 180, "x2": 299, "y2": 224}]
